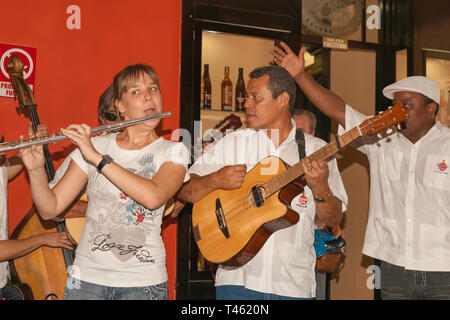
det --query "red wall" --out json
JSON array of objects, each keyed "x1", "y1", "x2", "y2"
[{"x1": 0, "y1": 0, "x2": 181, "y2": 299}]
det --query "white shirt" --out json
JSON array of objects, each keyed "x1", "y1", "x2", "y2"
[
  {"x1": 49, "y1": 156, "x2": 72, "y2": 189},
  {"x1": 0, "y1": 164, "x2": 9, "y2": 288},
  {"x1": 189, "y1": 120, "x2": 347, "y2": 298},
  {"x1": 70, "y1": 133, "x2": 190, "y2": 287},
  {"x1": 339, "y1": 105, "x2": 450, "y2": 271}
]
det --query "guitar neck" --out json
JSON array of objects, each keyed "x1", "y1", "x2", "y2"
[{"x1": 263, "y1": 126, "x2": 362, "y2": 196}]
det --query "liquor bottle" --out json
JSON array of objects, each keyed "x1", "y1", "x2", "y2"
[
  {"x1": 200, "y1": 74, "x2": 204, "y2": 109},
  {"x1": 221, "y1": 66, "x2": 233, "y2": 111},
  {"x1": 235, "y1": 67, "x2": 246, "y2": 112},
  {"x1": 203, "y1": 64, "x2": 212, "y2": 110}
]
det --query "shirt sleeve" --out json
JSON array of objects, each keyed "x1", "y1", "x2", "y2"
[
  {"x1": 162, "y1": 142, "x2": 190, "y2": 182},
  {"x1": 337, "y1": 104, "x2": 373, "y2": 155},
  {"x1": 69, "y1": 148, "x2": 90, "y2": 175},
  {"x1": 48, "y1": 156, "x2": 72, "y2": 189},
  {"x1": 327, "y1": 157, "x2": 348, "y2": 213}
]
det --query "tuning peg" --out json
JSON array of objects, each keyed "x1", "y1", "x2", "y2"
[
  {"x1": 397, "y1": 123, "x2": 402, "y2": 130},
  {"x1": 386, "y1": 128, "x2": 393, "y2": 135},
  {"x1": 377, "y1": 133, "x2": 383, "y2": 139}
]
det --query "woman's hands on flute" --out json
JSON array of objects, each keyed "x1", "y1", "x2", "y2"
[{"x1": 60, "y1": 124, "x2": 102, "y2": 166}]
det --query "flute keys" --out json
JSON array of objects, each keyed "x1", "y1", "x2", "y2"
[{"x1": 50, "y1": 133, "x2": 58, "y2": 143}]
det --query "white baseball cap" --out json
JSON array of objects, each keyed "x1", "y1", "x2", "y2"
[{"x1": 383, "y1": 76, "x2": 441, "y2": 104}]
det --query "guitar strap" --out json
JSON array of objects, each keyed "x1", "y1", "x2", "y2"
[{"x1": 295, "y1": 129, "x2": 306, "y2": 161}]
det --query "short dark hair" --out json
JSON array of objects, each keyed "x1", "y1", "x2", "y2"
[
  {"x1": 97, "y1": 84, "x2": 114, "y2": 123},
  {"x1": 249, "y1": 66, "x2": 296, "y2": 113}
]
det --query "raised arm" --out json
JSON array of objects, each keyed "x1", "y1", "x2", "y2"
[
  {"x1": 102, "y1": 160, "x2": 187, "y2": 210},
  {"x1": 16, "y1": 123, "x2": 87, "y2": 219},
  {"x1": 60, "y1": 124, "x2": 188, "y2": 210},
  {"x1": 271, "y1": 42, "x2": 347, "y2": 128}
]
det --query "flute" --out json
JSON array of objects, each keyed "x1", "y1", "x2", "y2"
[{"x1": 0, "y1": 112, "x2": 171, "y2": 153}]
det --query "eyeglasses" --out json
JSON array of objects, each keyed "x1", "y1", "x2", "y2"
[{"x1": 102, "y1": 112, "x2": 118, "y2": 122}]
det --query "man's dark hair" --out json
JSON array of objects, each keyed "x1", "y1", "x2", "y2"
[
  {"x1": 97, "y1": 84, "x2": 114, "y2": 124},
  {"x1": 249, "y1": 66, "x2": 296, "y2": 113}
]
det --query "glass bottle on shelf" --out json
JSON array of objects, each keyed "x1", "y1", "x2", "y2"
[
  {"x1": 200, "y1": 73, "x2": 204, "y2": 109},
  {"x1": 221, "y1": 66, "x2": 233, "y2": 111},
  {"x1": 235, "y1": 67, "x2": 246, "y2": 112},
  {"x1": 203, "y1": 64, "x2": 212, "y2": 110}
]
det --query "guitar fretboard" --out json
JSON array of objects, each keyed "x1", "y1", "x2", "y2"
[{"x1": 263, "y1": 127, "x2": 361, "y2": 196}]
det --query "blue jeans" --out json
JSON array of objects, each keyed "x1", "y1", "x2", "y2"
[
  {"x1": 216, "y1": 285, "x2": 313, "y2": 300},
  {"x1": 0, "y1": 284, "x2": 24, "y2": 300},
  {"x1": 380, "y1": 261, "x2": 450, "y2": 300},
  {"x1": 63, "y1": 276, "x2": 167, "y2": 300}
]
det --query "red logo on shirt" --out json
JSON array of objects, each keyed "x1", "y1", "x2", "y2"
[
  {"x1": 298, "y1": 193, "x2": 308, "y2": 206},
  {"x1": 120, "y1": 192, "x2": 128, "y2": 200},
  {"x1": 438, "y1": 160, "x2": 447, "y2": 172}
]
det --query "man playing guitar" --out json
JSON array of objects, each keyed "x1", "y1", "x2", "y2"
[{"x1": 177, "y1": 65, "x2": 347, "y2": 300}]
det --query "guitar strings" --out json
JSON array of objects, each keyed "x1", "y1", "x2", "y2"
[{"x1": 206, "y1": 142, "x2": 339, "y2": 221}]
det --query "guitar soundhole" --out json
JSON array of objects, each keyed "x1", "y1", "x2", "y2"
[{"x1": 248, "y1": 185, "x2": 266, "y2": 208}]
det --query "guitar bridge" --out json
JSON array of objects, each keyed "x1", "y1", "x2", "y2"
[{"x1": 215, "y1": 198, "x2": 230, "y2": 239}]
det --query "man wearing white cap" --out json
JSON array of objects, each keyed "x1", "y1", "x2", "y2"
[{"x1": 271, "y1": 42, "x2": 450, "y2": 300}]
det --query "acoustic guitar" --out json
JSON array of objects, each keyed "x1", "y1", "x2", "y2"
[
  {"x1": 66, "y1": 113, "x2": 243, "y2": 244},
  {"x1": 192, "y1": 104, "x2": 407, "y2": 267}
]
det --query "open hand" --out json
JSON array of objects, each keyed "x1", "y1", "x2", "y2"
[
  {"x1": 270, "y1": 41, "x2": 307, "y2": 80},
  {"x1": 40, "y1": 231, "x2": 74, "y2": 250}
]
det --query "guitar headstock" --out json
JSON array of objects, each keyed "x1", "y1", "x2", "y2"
[
  {"x1": 214, "y1": 113, "x2": 243, "y2": 133},
  {"x1": 6, "y1": 54, "x2": 36, "y2": 114},
  {"x1": 197, "y1": 113, "x2": 244, "y2": 156},
  {"x1": 359, "y1": 103, "x2": 407, "y2": 137}
]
